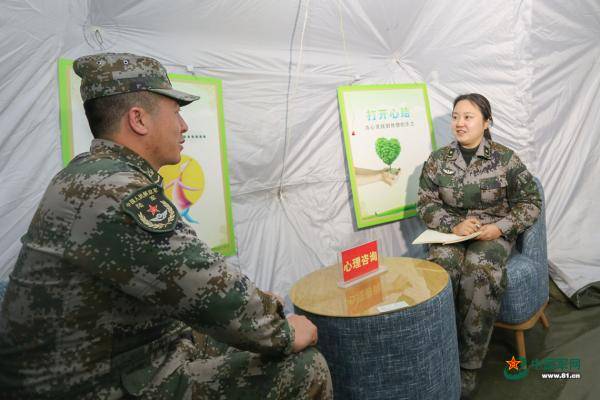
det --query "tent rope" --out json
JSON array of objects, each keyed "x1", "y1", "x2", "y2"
[{"x1": 278, "y1": 0, "x2": 311, "y2": 200}]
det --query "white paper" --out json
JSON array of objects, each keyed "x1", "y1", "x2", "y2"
[
  {"x1": 377, "y1": 301, "x2": 410, "y2": 313},
  {"x1": 412, "y1": 229, "x2": 480, "y2": 245}
]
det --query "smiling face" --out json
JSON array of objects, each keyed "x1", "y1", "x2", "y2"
[
  {"x1": 451, "y1": 100, "x2": 489, "y2": 149},
  {"x1": 146, "y1": 96, "x2": 189, "y2": 168}
]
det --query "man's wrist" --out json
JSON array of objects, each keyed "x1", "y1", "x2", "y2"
[{"x1": 284, "y1": 319, "x2": 296, "y2": 355}]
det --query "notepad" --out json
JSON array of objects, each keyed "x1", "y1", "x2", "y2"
[{"x1": 412, "y1": 229, "x2": 481, "y2": 245}]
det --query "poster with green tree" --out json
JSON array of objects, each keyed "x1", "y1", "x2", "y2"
[{"x1": 338, "y1": 84, "x2": 436, "y2": 228}]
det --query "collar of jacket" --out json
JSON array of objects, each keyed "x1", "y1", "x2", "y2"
[
  {"x1": 445, "y1": 136, "x2": 492, "y2": 162},
  {"x1": 90, "y1": 139, "x2": 162, "y2": 185}
]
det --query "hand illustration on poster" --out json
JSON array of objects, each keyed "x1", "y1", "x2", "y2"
[
  {"x1": 338, "y1": 84, "x2": 436, "y2": 228},
  {"x1": 354, "y1": 168, "x2": 399, "y2": 187}
]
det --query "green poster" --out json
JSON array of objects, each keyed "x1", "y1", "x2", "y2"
[
  {"x1": 58, "y1": 59, "x2": 236, "y2": 256},
  {"x1": 338, "y1": 84, "x2": 436, "y2": 228}
]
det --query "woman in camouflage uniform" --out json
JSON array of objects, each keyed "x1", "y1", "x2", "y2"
[{"x1": 417, "y1": 93, "x2": 541, "y2": 397}]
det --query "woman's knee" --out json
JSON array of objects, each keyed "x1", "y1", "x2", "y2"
[
  {"x1": 461, "y1": 255, "x2": 507, "y2": 295},
  {"x1": 465, "y1": 239, "x2": 511, "y2": 268},
  {"x1": 428, "y1": 243, "x2": 465, "y2": 270}
]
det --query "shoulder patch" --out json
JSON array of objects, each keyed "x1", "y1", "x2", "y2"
[
  {"x1": 430, "y1": 145, "x2": 451, "y2": 160},
  {"x1": 121, "y1": 184, "x2": 179, "y2": 233}
]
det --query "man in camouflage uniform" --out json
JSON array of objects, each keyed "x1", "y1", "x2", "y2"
[
  {"x1": 0, "y1": 53, "x2": 332, "y2": 399},
  {"x1": 417, "y1": 94, "x2": 541, "y2": 396}
]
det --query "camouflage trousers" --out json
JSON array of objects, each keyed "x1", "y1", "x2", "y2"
[
  {"x1": 428, "y1": 237, "x2": 512, "y2": 369},
  {"x1": 120, "y1": 333, "x2": 333, "y2": 400}
]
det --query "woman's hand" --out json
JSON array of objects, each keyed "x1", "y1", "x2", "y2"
[
  {"x1": 476, "y1": 224, "x2": 502, "y2": 241},
  {"x1": 452, "y1": 218, "x2": 481, "y2": 236}
]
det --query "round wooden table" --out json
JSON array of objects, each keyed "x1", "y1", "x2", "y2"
[{"x1": 290, "y1": 257, "x2": 460, "y2": 400}]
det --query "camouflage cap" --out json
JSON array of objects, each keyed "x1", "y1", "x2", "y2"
[{"x1": 73, "y1": 53, "x2": 199, "y2": 105}]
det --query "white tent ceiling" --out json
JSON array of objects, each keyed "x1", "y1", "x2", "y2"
[{"x1": 0, "y1": 0, "x2": 598, "y2": 304}]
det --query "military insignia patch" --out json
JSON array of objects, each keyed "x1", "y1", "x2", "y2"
[{"x1": 121, "y1": 184, "x2": 178, "y2": 233}]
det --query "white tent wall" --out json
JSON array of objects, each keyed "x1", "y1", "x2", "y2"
[
  {"x1": 531, "y1": 0, "x2": 600, "y2": 302},
  {"x1": 0, "y1": 0, "x2": 598, "y2": 301}
]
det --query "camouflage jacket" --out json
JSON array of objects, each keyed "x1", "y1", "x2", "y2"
[
  {"x1": 0, "y1": 139, "x2": 293, "y2": 399},
  {"x1": 417, "y1": 137, "x2": 541, "y2": 241}
]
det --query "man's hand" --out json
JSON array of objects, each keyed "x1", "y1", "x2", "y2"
[
  {"x1": 476, "y1": 224, "x2": 502, "y2": 241},
  {"x1": 452, "y1": 217, "x2": 481, "y2": 236},
  {"x1": 264, "y1": 290, "x2": 284, "y2": 306},
  {"x1": 287, "y1": 314, "x2": 318, "y2": 353}
]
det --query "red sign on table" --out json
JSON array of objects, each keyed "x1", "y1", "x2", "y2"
[{"x1": 341, "y1": 240, "x2": 380, "y2": 284}]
